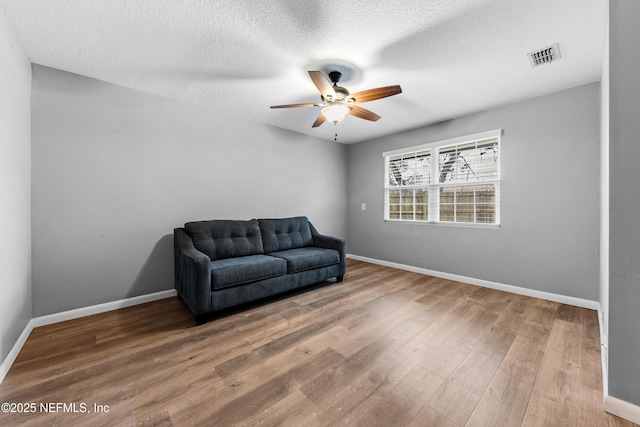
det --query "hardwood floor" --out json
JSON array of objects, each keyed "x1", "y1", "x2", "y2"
[{"x1": 0, "y1": 259, "x2": 636, "y2": 426}]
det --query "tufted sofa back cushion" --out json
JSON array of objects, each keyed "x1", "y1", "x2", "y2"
[
  {"x1": 259, "y1": 216, "x2": 313, "y2": 253},
  {"x1": 184, "y1": 219, "x2": 264, "y2": 261}
]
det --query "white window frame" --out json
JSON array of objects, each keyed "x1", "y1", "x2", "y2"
[{"x1": 383, "y1": 129, "x2": 502, "y2": 226}]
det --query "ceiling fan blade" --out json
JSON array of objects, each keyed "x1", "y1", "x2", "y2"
[
  {"x1": 348, "y1": 105, "x2": 381, "y2": 122},
  {"x1": 308, "y1": 71, "x2": 335, "y2": 98},
  {"x1": 312, "y1": 113, "x2": 326, "y2": 128},
  {"x1": 270, "y1": 102, "x2": 320, "y2": 109},
  {"x1": 348, "y1": 85, "x2": 402, "y2": 104}
]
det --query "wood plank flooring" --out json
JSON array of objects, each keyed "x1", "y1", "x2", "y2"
[{"x1": 0, "y1": 259, "x2": 636, "y2": 426}]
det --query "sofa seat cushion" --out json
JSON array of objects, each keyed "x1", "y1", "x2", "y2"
[
  {"x1": 268, "y1": 247, "x2": 340, "y2": 273},
  {"x1": 210, "y1": 255, "x2": 287, "y2": 290}
]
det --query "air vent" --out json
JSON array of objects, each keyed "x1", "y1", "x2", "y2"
[{"x1": 528, "y1": 43, "x2": 560, "y2": 67}]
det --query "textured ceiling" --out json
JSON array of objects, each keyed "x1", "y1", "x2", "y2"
[{"x1": 1, "y1": 0, "x2": 606, "y2": 144}]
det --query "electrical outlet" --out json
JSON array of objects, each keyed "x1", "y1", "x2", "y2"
[{"x1": 361, "y1": 203, "x2": 366, "y2": 211}]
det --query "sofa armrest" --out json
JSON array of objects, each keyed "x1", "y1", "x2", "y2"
[
  {"x1": 174, "y1": 228, "x2": 211, "y2": 316},
  {"x1": 309, "y1": 222, "x2": 347, "y2": 278}
]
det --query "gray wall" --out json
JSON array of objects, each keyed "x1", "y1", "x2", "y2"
[
  {"x1": 31, "y1": 65, "x2": 347, "y2": 317},
  {"x1": 347, "y1": 83, "x2": 601, "y2": 302},
  {"x1": 608, "y1": 0, "x2": 640, "y2": 406},
  {"x1": 0, "y1": 12, "x2": 32, "y2": 365}
]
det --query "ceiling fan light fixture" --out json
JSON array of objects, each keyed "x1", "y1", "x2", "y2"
[
  {"x1": 270, "y1": 70, "x2": 402, "y2": 129},
  {"x1": 322, "y1": 104, "x2": 351, "y2": 124}
]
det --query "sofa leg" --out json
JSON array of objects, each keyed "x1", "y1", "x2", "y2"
[{"x1": 337, "y1": 275, "x2": 344, "y2": 283}]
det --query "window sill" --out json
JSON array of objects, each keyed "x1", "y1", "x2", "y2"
[{"x1": 384, "y1": 219, "x2": 501, "y2": 229}]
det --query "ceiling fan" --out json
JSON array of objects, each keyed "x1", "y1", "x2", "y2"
[{"x1": 270, "y1": 71, "x2": 402, "y2": 128}]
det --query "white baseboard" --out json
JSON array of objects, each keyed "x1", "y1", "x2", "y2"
[
  {"x1": 598, "y1": 308, "x2": 609, "y2": 399},
  {"x1": 0, "y1": 320, "x2": 34, "y2": 386},
  {"x1": 31, "y1": 289, "x2": 177, "y2": 328},
  {"x1": 0, "y1": 289, "x2": 177, "y2": 385},
  {"x1": 605, "y1": 395, "x2": 640, "y2": 425},
  {"x1": 347, "y1": 254, "x2": 600, "y2": 310}
]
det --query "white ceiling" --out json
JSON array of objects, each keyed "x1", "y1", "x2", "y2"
[{"x1": 1, "y1": 0, "x2": 606, "y2": 144}]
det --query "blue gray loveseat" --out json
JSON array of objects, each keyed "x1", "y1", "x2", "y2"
[{"x1": 174, "y1": 216, "x2": 346, "y2": 323}]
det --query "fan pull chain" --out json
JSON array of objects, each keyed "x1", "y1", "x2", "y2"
[{"x1": 334, "y1": 131, "x2": 338, "y2": 142}]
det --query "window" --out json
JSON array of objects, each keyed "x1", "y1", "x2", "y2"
[{"x1": 384, "y1": 130, "x2": 501, "y2": 225}]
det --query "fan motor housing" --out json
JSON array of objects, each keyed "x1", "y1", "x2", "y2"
[
  {"x1": 333, "y1": 85, "x2": 350, "y2": 99},
  {"x1": 327, "y1": 71, "x2": 349, "y2": 98}
]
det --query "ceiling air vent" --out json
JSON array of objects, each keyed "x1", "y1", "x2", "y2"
[{"x1": 528, "y1": 43, "x2": 560, "y2": 67}]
